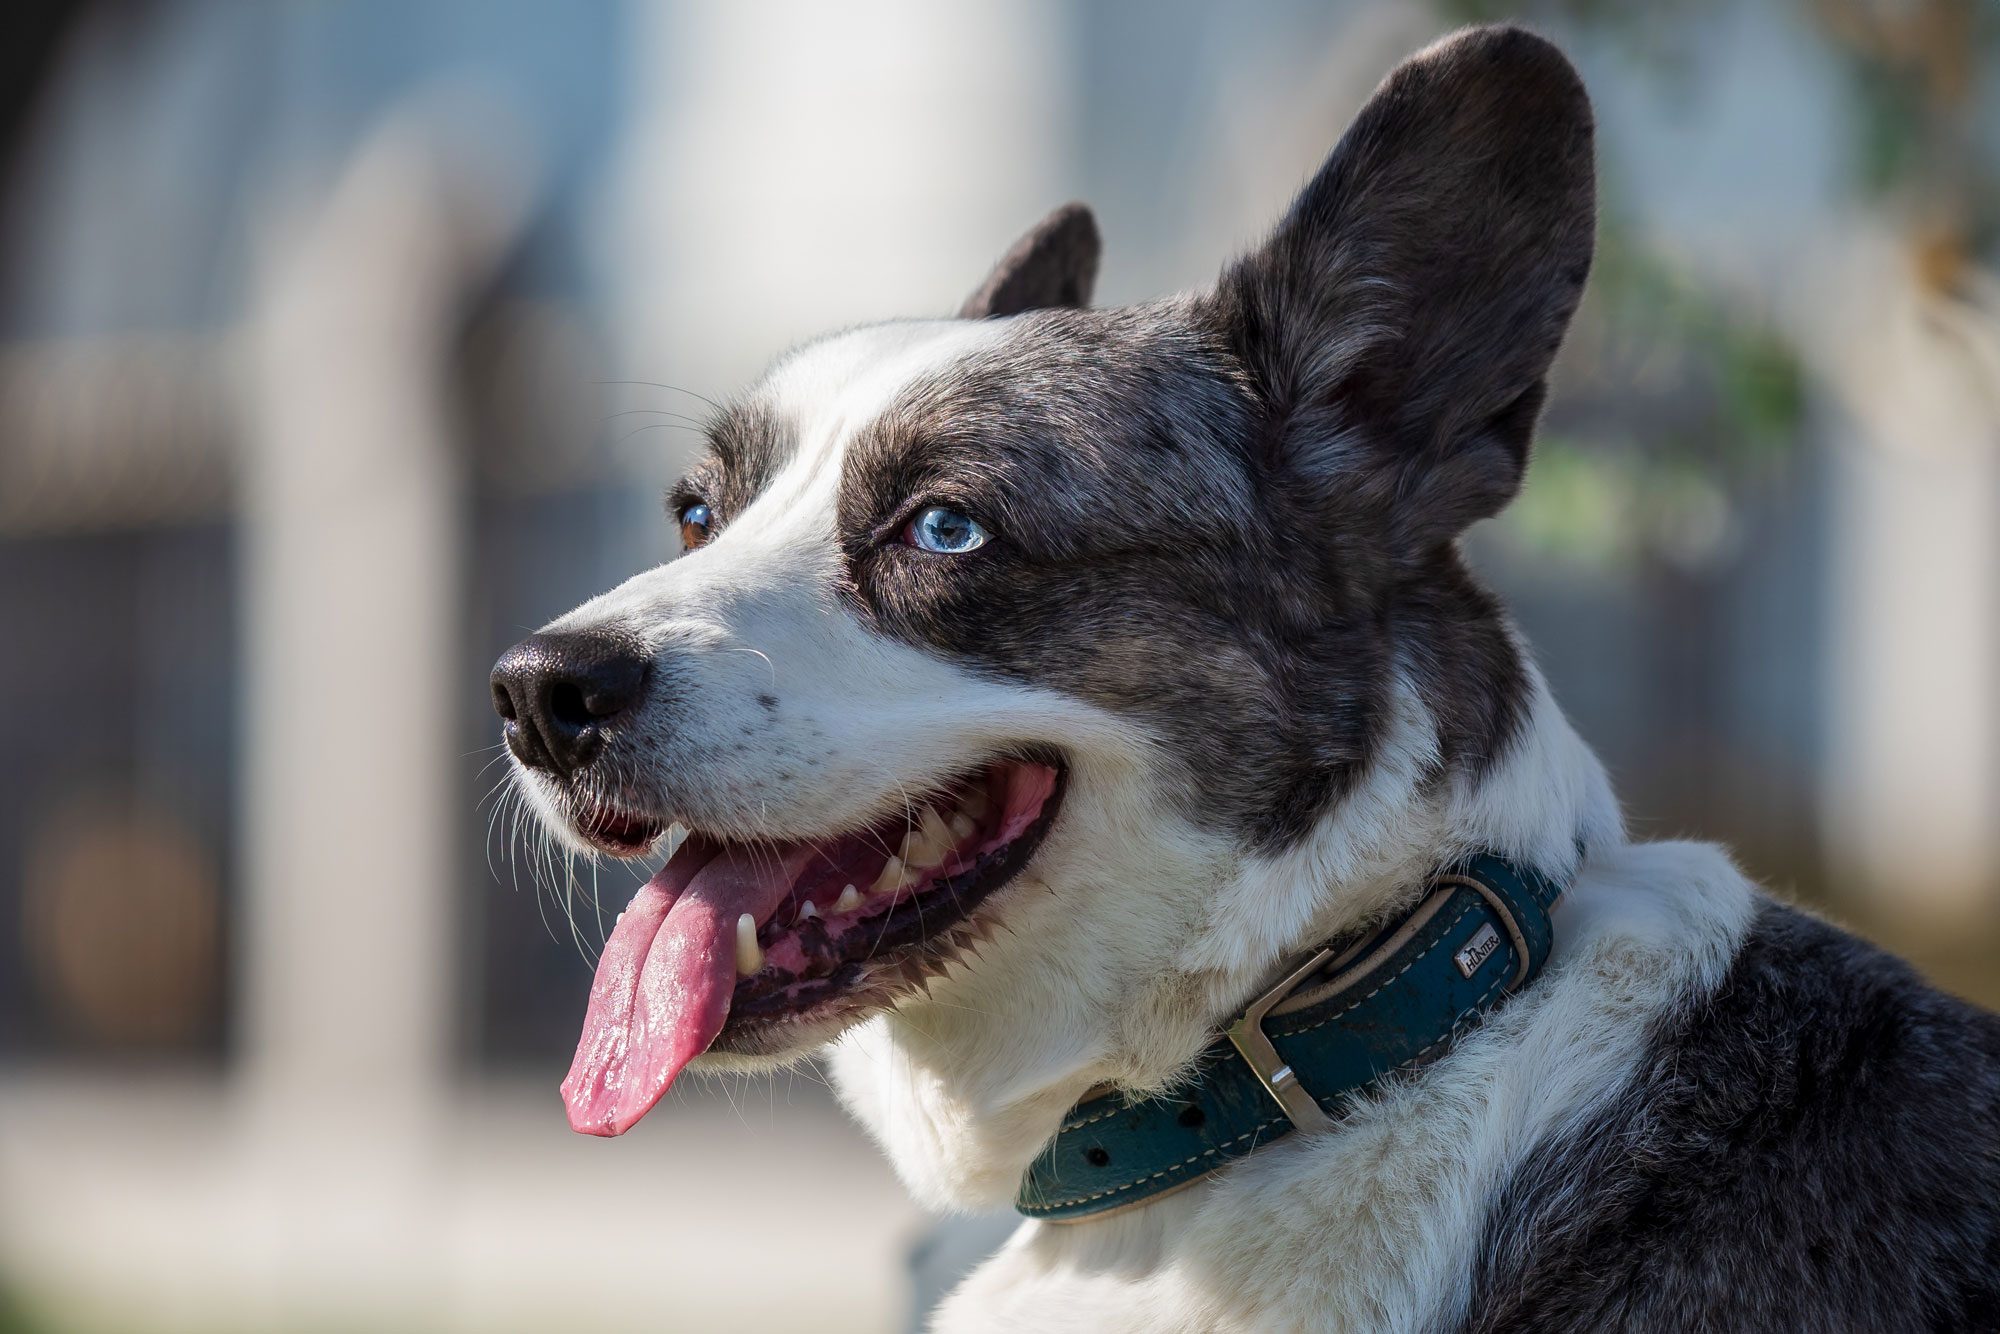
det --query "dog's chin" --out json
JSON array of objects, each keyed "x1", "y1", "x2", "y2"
[{"x1": 548, "y1": 753, "x2": 1069, "y2": 1132}]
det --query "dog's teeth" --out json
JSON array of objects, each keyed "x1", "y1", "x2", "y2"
[
  {"x1": 871, "y1": 856, "x2": 908, "y2": 896},
  {"x1": 798, "y1": 900, "x2": 818, "y2": 920},
  {"x1": 947, "y1": 812, "x2": 977, "y2": 841},
  {"x1": 834, "y1": 885, "x2": 863, "y2": 913},
  {"x1": 958, "y1": 788, "x2": 990, "y2": 819},
  {"x1": 902, "y1": 833, "x2": 946, "y2": 869},
  {"x1": 734, "y1": 913, "x2": 763, "y2": 976},
  {"x1": 919, "y1": 807, "x2": 953, "y2": 854},
  {"x1": 900, "y1": 806, "x2": 954, "y2": 868}
]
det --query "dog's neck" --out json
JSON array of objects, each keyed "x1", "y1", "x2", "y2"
[{"x1": 829, "y1": 665, "x2": 1623, "y2": 1212}]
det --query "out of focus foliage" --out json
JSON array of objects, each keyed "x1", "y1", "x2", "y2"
[
  {"x1": 1448, "y1": 0, "x2": 1996, "y2": 567},
  {"x1": 1509, "y1": 221, "x2": 1805, "y2": 571},
  {"x1": 0, "y1": 1285, "x2": 42, "y2": 1334}
]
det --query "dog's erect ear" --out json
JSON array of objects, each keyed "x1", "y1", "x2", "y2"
[
  {"x1": 959, "y1": 202, "x2": 1101, "y2": 318},
  {"x1": 1211, "y1": 25, "x2": 1595, "y2": 548}
]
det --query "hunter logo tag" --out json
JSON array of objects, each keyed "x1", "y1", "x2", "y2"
[{"x1": 1455, "y1": 923, "x2": 1501, "y2": 978}]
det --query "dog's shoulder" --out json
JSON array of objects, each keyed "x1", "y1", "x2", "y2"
[{"x1": 1463, "y1": 897, "x2": 2000, "y2": 1333}]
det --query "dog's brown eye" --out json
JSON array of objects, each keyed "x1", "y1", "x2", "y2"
[{"x1": 678, "y1": 502, "x2": 713, "y2": 550}]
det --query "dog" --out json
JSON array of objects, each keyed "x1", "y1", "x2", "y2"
[{"x1": 489, "y1": 25, "x2": 2000, "y2": 1332}]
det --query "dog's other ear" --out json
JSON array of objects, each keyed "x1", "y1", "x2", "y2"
[
  {"x1": 1211, "y1": 25, "x2": 1595, "y2": 550},
  {"x1": 959, "y1": 202, "x2": 1101, "y2": 318}
]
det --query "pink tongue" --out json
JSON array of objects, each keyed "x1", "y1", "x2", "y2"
[{"x1": 562, "y1": 837, "x2": 813, "y2": 1136}]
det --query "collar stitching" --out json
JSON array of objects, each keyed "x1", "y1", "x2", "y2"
[
  {"x1": 1027, "y1": 1114, "x2": 1292, "y2": 1213},
  {"x1": 1271, "y1": 898, "x2": 1481, "y2": 1039}
]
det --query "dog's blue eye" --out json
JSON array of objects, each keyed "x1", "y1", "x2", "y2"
[
  {"x1": 906, "y1": 506, "x2": 989, "y2": 554},
  {"x1": 678, "y1": 502, "x2": 713, "y2": 550}
]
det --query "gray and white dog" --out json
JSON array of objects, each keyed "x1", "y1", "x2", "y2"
[{"x1": 491, "y1": 25, "x2": 2000, "y2": 1332}]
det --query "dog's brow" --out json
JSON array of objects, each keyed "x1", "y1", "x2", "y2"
[
  {"x1": 700, "y1": 401, "x2": 793, "y2": 514},
  {"x1": 708, "y1": 402, "x2": 771, "y2": 466}
]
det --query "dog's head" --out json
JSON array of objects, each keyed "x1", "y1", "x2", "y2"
[{"x1": 492, "y1": 25, "x2": 1599, "y2": 1186}]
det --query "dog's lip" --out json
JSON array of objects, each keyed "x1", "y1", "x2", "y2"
[{"x1": 577, "y1": 805, "x2": 666, "y2": 856}]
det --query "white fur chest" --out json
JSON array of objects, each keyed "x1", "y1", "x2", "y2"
[{"x1": 927, "y1": 842, "x2": 1756, "y2": 1333}]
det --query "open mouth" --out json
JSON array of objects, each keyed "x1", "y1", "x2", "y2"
[{"x1": 561, "y1": 756, "x2": 1066, "y2": 1137}]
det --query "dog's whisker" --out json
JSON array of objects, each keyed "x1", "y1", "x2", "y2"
[
  {"x1": 601, "y1": 407, "x2": 711, "y2": 428},
  {"x1": 593, "y1": 378, "x2": 725, "y2": 416},
  {"x1": 614, "y1": 421, "x2": 708, "y2": 447},
  {"x1": 715, "y1": 642, "x2": 778, "y2": 690},
  {"x1": 589, "y1": 858, "x2": 609, "y2": 950},
  {"x1": 562, "y1": 846, "x2": 596, "y2": 968},
  {"x1": 481, "y1": 779, "x2": 516, "y2": 886}
]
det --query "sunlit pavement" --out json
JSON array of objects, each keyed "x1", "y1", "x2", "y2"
[{"x1": 0, "y1": 1070, "x2": 926, "y2": 1332}]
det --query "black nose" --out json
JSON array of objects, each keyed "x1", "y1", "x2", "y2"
[{"x1": 490, "y1": 632, "x2": 649, "y2": 776}]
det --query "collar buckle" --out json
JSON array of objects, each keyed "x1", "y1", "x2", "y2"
[{"x1": 1224, "y1": 945, "x2": 1339, "y2": 1134}]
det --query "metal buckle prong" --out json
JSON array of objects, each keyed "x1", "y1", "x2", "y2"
[{"x1": 1226, "y1": 945, "x2": 1337, "y2": 1134}]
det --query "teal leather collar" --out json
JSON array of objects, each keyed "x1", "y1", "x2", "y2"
[{"x1": 1016, "y1": 852, "x2": 1568, "y2": 1222}]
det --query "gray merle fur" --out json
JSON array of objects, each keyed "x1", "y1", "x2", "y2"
[
  {"x1": 674, "y1": 401, "x2": 789, "y2": 533},
  {"x1": 958, "y1": 201, "x2": 1101, "y2": 319},
  {"x1": 1460, "y1": 900, "x2": 2000, "y2": 1333}
]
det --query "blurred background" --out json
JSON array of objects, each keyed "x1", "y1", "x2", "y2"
[{"x1": 0, "y1": 0, "x2": 1996, "y2": 1329}]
